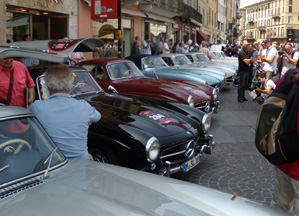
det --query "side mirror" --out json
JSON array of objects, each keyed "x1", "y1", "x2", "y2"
[{"x1": 108, "y1": 85, "x2": 118, "y2": 94}]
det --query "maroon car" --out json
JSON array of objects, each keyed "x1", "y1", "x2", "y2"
[{"x1": 78, "y1": 58, "x2": 217, "y2": 113}]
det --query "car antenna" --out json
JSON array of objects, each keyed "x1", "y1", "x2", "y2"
[{"x1": 40, "y1": 147, "x2": 58, "y2": 181}]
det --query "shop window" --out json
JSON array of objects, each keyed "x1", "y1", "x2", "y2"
[
  {"x1": 6, "y1": 12, "x2": 30, "y2": 42},
  {"x1": 6, "y1": 5, "x2": 67, "y2": 42}
]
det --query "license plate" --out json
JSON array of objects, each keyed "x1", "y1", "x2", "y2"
[{"x1": 182, "y1": 154, "x2": 200, "y2": 173}]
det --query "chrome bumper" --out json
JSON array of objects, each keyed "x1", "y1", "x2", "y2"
[
  {"x1": 159, "y1": 134, "x2": 215, "y2": 177},
  {"x1": 212, "y1": 100, "x2": 220, "y2": 114}
]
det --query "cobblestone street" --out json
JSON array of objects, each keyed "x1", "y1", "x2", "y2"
[{"x1": 176, "y1": 85, "x2": 275, "y2": 205}]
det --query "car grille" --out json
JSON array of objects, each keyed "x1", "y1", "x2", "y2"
[
  {"x1": 159, "y1": 137, "x2": 199, "y2": 165},
  {"x1": 195, "y1": 100, "x2": 211, "y2": 113},
  {"x1": 0, "y1": 178, "x2": 43, "y2": 200}
]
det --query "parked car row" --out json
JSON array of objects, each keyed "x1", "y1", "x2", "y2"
[{"x1": 0, "y1": 39, "x2": 288, "y2": 215}]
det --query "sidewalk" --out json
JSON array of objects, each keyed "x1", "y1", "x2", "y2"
[{"x1": 178, "y1": 86, "x2": 275, "y2": 205}]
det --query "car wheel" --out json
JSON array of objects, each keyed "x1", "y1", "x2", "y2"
[{"x1": 89, "y1": 148, "x2": 119, "y2": 165}]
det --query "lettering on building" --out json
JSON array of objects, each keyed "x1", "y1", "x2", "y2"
[{"x1": 33, "y1": 0, "x2": 64, "y2": 8}]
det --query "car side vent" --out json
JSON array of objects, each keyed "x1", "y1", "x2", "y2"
[{"x1": 0, "y1": 178, "x2": 43, "y2": 200}]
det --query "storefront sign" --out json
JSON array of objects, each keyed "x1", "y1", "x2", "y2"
[
  {"x1": 91, "y1": 0, "x2": 118, "y2": 20},
  {"x1": 33, "y1": 0, "x2": 64, "y2": 8}
]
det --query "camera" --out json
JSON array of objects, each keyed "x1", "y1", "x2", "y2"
[
  {"x1": 248, "y1": 83, "x2": 257, "y2": 92},
  {"x1": 278, "y1": 48, "x2": 286, "y2": 56}
]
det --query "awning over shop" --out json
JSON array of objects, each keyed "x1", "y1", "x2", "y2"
[
  {"x1": 217, "y1": 35, "x2": 225, "y2": 41},
  {"x1": 122, "y1": 8, "x2": 146, "y2": 17},
  {"x1": 197, "y1": 30, "x2": 209, "y2": 41}
]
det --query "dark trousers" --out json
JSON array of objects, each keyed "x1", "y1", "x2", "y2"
[{"x1": 238, "y1": 71, "x2": 249, "y2": 99}]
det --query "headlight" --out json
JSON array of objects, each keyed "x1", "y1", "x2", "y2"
[
  {"x1": 202, "y1": 114, "x2": 212, "y2": 132},
  {"x1": 188, "y1": 95, "x2": 195, "y2": 107},
  {"x1": 212, "y1": 88, "x2": 218, "y2": 100},
  {"x1": 146, "y1": 137, "x2": 160, "y2": 162}
]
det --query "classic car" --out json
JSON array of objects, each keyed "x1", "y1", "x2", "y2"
[
  {"x1": 77, "y1": 58, "x2": 215, "y2": 112},
  {"x1": 0, "y1": 106, "x2": 288, "y2": 216},
  {"x1": 160, "y1": 53, "x2": 228, "y2": 91},
  {"x1": 125, "y1": 54, "x2": 221, "y2": 87},
  {"x1": 125, "y1": 54, "x2": 220, "y2": 113},
  {"x1": 0, "y1": 44, "x2": 214, "y2": 176},
  {"x1": 185, "y1": 52, "x2": 237, "y2": 83}
]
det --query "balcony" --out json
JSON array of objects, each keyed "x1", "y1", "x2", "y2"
[
  {"x1": 258, "y1": 26, "x2": 266, "y2": 31},
  {"x1": 248, "y1": 19, "x2": 254, "y2": 24},
  {"x1": 145, "y1": 0, "x2": 180, "y2": 12},
  {"x1": 177, "y1": 1, "x2": 202, "y2": 24},
  {"x1": 272, "y1": 12, "x2": 280, "y2": 19}
]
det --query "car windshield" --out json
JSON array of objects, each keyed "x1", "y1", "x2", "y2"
[
  {"x1": 212, "y1": 52, "x2": 221, "y2": 59},
  {"x1": 0, "y1": 116, "x2": 65, "y2": 187},
  {"x1": 210, "y1": 53, "x2": 217, "y2": 60},
  {"x1": 37, "y1": 69, "x2": 102, "y2": 99},
  {"x1": 195, "y1": 53, "x2": 210, "y2": 62},
  {"x1": 142, "y1": 56, "x2": 168, "y2": 69},
  {"x1": 173, "y1": 56, "x2": 192, "y2": 65},
  {"x1": 107, "y1": 62, "x2": 144, "y2": 79}
]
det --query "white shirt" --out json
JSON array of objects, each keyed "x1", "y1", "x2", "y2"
[
  {"x1": 262, "y1": 79, "x2": 276, "y2": 99},
  {"x1": 262, "y1": 46, "x2": 278, "y2": 73},
  {"x1": 163, "y1": 42, "x2": 170, "y2": 54},
  {"x1": 143, "y1": 40, "x2": 151, "y2": 54},
  {"x1": 281, "y1": 51, "x2": 299, "y2": 75},
  {"x1": 183, "y1": 44, "x2": 189, "y2": 53}
]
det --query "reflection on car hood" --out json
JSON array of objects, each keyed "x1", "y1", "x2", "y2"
[
  {"x1": 0, "y1": 159, "x2": 288, "y2": 216},
  {"x1": 85, "y1": 94, "x2": 197, "y2": 138}
]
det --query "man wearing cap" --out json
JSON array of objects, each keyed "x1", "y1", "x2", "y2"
[{"x1": 261, "y1": 38, "x2": 278, "y2": 79}]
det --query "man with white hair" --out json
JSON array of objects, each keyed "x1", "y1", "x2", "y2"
[{"x1": 29, "y1": 65, "x2": 101, "y2": 159}]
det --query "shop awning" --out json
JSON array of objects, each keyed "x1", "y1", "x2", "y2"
[
  {"x1": 122, "y1": 8, "x2": 146, "y2": 17},
  {"x1": 197, "y1": 30, "x2": 209, "y2": 41},
  {"x1": 100, "y1": 33, "x2": 114, "y2": 39},
  {"x1": 217, "y1": 35, "x2": 226, "y2": 41},
  {"x1": 145, "y1": 13, "x2": 176, "y2": 24}
]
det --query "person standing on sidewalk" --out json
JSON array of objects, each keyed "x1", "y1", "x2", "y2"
[
  {"x1": 163, "y1": 39, "x2": 171, "y2": 54},
  {"x1": 237, "y1": 40, "x2": 253, "y2": 103},
  {"x1": 143, "y1": 35, "x2": 152, "y2": 55},
  {"x1": 261, "y1": 38, "x2": 278, "y2": 79}
]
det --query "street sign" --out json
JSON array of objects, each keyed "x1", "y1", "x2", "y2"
[{"x1": 91, "y1": 0, "x2": 118, "y2": 20}]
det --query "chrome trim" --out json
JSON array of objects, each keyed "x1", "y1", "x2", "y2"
[
  {"x1": 160, "y1": 150, "x2": 186, "y2": 159},
  {"x1": 0, "y1": 114, "x2": 33, "y2": 122}
]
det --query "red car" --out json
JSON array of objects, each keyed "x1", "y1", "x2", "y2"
[{"x1": 78, "y1": 58, "x2": 219, "y2": 113}]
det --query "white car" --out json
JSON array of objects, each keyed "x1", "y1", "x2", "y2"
[{"x1": 0, "y1": 105, "x2": 288, "y2": 216}]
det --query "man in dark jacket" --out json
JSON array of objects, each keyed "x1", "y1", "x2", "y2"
[{"x1": 237, "y1": 40, "x2": 253, "y2": 102}]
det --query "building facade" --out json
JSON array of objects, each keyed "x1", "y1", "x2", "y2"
[
  {"x1": 217, "y1": 0, "x2": 227, "y2": 43},
  {"x1": 1, "y1": 0, "x2": 78, "y2": 45},
  {"x1": 241, "y1": 0, "x2": 299, "y2": 44}
]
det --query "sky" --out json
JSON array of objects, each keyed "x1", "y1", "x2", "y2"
[{"x1": 240, "y1": 0, "x2": 267, "y2": 8}]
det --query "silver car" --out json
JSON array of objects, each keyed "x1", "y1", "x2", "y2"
[{"x1": 0, "y1": 106, "x2": 289, "y2": 216}]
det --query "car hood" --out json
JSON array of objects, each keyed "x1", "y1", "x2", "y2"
[
  {"x1": 181, "y1": 64, "x2": 228, "y2": 76},
  {"x1": 108, "y1": 77, "x2": 210, "y2": 102},
  {"x1": 0, "y1": 159, "x2": 287, "y2": 216},
  {"x1": 84, "y1": 94, "x2": 197, "y2": 138}
]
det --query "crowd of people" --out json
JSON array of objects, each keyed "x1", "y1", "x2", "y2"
[
  {"x1": 238, "y1": 38, "x2": 299, "y2": 104},
  {"x1": 131, "y1": 35, "x2": 225, "y2": 56},
  {"x1": 238, "y1": 38, "x2": 299, "y2": 216}
]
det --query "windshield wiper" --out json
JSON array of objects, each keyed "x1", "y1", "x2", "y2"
[
  {"x1": 40, "y1": 147, "x2": 58, "y2": 181},
  {"x1": 0, "y1": 164, "x2": 9, "y2": 172}
]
